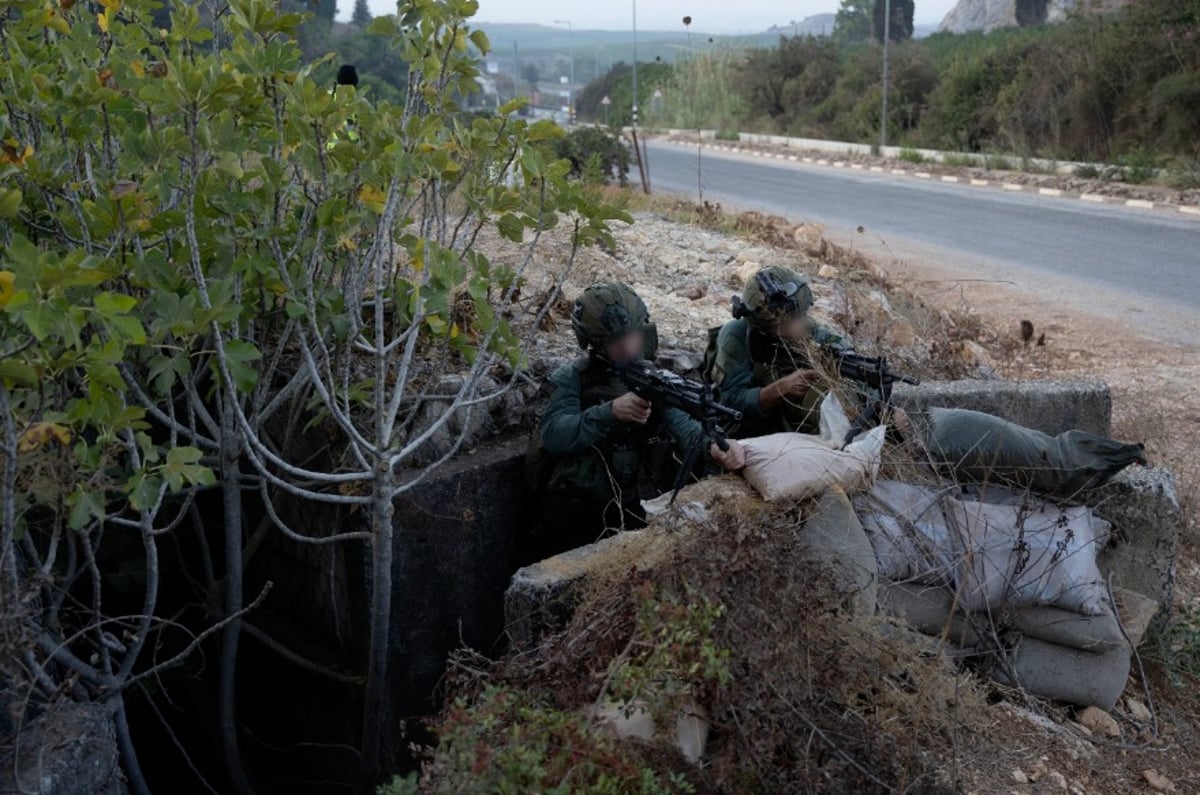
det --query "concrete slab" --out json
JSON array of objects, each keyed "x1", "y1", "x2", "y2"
[{"x1": 893, "y1": 378, "x2": 1112, "y2": 437}]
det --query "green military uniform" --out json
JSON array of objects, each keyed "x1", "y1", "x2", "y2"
[
  {"x1": 709, "y1": 266, "x2": 850, "y2": 438},
  {"x1": 529, "y1": 284, "x2": 708, "y2": 554}
]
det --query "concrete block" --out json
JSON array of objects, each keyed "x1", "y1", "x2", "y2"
[
  {"x1": 505, "y1": 531, "x2": 670, "y2": 648},
  {"x1": 893, "y1": 378, "x2": 1112, "y2": 436},
  {"x1": 1093, "y1": 467, "x2": 1181, "y2": 616}
]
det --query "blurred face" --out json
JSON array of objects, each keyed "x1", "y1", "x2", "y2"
[
  {"x1": 776, "y1": 314, "x2": 811, "y2": 341},
  {"x1": 604, "y1": 330, "x2": 645, "y2": 364}
]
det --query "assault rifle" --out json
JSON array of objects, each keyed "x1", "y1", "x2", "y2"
[
  {"x1": 602, "y1": 357, "x2": 742, "y2": 451},
  {"x1": 600, "y1": 357, "x2": 742, "y2": 503}
]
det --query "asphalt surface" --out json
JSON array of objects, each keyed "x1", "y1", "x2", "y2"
[{"x1": 644, "y1": 141, "x2": 1200, "y2": 347}]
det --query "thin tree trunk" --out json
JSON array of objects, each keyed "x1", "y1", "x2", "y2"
[
  {"x1": 219, "y1": 399, "x2": 255, "y2": 795},
  {"x1": 357, "y1": 472, "x2": 395, "y2": 793}
]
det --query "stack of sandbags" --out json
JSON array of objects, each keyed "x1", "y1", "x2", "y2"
[
  {"x1": 876, "y1": 580, "x2": 1149, "y2": 710},
  {"x1": 857, "y1": 479, "x2": 1155, "y2": 710}
]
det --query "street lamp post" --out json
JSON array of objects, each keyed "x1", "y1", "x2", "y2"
[
  {"x1": 632, "y1": 0, "x2": 639, "y2": 129},
  {"x1": 881, "y1": 0, "x2": 891, "y2": 150},
  {"x1": 684, "y1": 15, "x2": 702, "y2": 202},
  {"x1": 553, "y1": 19, "x2": 574, "y2": 123}
]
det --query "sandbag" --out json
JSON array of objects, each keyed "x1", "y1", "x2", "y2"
[
  {"x1": 876, "y1": 581, "x2": 980, "y2": 647},
  {"x1": 928, "y1": 408, "x2": 1145, "y2": 497},
  {"x1": 1007, "y1": 604, "x2": 1125, "y2": 653},
  {"x1": 854, "y1": 481, "x2": 958, "y2": 585},
  {"x1": 742, "y1": 426, "x2": 884, "y2": 503},
  {"x1": 798, "y1": 487, "x2": 878, "y2": 617},
  {"x1": 992, "y1": 636, "x2": 1131, "y2": 710},
  {"x1": 947, "y1": 496, "x2": 1110, "y2": 615}
]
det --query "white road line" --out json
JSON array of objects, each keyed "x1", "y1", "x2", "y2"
[
  {"x1": 1126, "y1": 199, "x2": 1155, "y2": 209},
  {"x1": 1081, "y1": 193, "x2": 1106, "y2": 203},
  {"x1": 1003, "y1": 184, "x2": 1024, "y2": 191},
  {"x1": 1039, "y1": 188, "x2": 1064, "y2": 197},
  {"x1": 941, "y1": 176, "x2": 959, "y2": 183}
]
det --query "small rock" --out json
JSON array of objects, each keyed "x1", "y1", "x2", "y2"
[
  {"x1": 1077, "y1": 706, "x2": 1120, "y2": 738},
  {"x1": 1029, "y1": 760, "x2": 1048, "y2": 781},
  {"x1": 1143, "y1": 769, "x2": 1176, "y2": 792},
  {"x1": 1126, "y1": 697, "x2": 1153, "y2": 723},
  {"x1": 817, "y1": 264, "x2": 841, "y2": 279},
  {"x1": 1048, "y1": 770, "x2": 1068, "y2": 790},
  {"x1": 1011, "y1": 769, "x2": 1029, "y2": 784},
  {"x1": 675, "y1": 284, "x2": 706, "y2": 301}
]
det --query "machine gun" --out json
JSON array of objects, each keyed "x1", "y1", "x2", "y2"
[{"x1": 601, "y1": 357, "x2": 742, "y2": 503}]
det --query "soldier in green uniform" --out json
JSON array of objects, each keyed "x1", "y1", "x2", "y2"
[
  {"x1": 708, "y1": 265, "x2": 855, "y2": 438},
  {"x1": 531, "y1": 283, "x2": 745, "y2": 553}
]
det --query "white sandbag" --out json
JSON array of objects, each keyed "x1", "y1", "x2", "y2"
[
  {"x1": 854, "y1": 481, "x2": 958, "y2": 584},
  {"x1": 947, "y1": 497, "x2": 1109, "y2": 616},
  {"x1": 992, "y1": 636, "x2": 1131, "y2": 710},
  {"x1": 742, "y1": 425, "x2": 885, "y2": 503},
  {"x1": 818, "y1": 391, "x2": 853, "y2": 448}
]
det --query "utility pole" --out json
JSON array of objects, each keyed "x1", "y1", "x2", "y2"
[
  {"x1": 553, "y1": 19, "x2": 574, "y2": 123},
  {"x1": 684, "y1": 15, "x2": 702, "y2": 203},
  {"x1": 512, "y1": 41, "x2": 520, "y2": 105},
  {"x1": 881, "y1": 0, "x2": 891, "y2": 150}
]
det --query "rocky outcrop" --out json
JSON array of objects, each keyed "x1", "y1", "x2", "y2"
[
  {"x1": 0, "y1": 703, "x2": 128, "y2": 795},
  {"x1": 939, "y1": 0, "x2": 1129, "y2": 33}
]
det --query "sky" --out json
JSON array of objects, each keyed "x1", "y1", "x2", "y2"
[{"x1": 341, "y1": 0, "x2": 961, "y2": 32}]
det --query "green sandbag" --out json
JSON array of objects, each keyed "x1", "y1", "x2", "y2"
[{"x1": 927, "y1": 408, "x2": 1145, "y2": 497}]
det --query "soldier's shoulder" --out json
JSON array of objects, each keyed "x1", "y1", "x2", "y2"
[
  {"x1": 548, "y1": 357, "x2": 591, "y2": 388},
  {"x1": 716, "y1": 318, "x2": 749, "y2": 348}
]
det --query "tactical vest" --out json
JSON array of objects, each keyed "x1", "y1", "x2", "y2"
[{"x1": 526, "y1": 357, "x2": 669, "y2": 508}]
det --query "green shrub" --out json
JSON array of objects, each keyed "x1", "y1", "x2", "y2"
[
  {"x1": 898, "y1": 147, "x2": 925, "y2": 163},
  {"x1": 554, "y1": 126, "x2": 631, "y2": 186}
]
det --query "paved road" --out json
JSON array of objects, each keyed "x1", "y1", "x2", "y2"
[{"x1": 645, "y1": 141, "x2": 1200, "y2": 346}]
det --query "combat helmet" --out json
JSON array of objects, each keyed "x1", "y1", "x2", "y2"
[
  {"x1": 570, "y1": 282, "x2": 658, "y2": 356},
  {"x1": 733, "y1": 266, "x2": 813, "y2": 329}
]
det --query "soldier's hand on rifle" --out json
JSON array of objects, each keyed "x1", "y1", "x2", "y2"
[
  {"x1": 709, "y1": 438, "x2": 746, "y2": 471},
  {"x1": 760, "y1": 369, "x2": 820, "y2": 410},
  {"x1": 611, "y1": 392, "x2": 652, "y2": 424}
]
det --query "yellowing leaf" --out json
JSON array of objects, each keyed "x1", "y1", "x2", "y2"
[
  {"x1": 0, "y1": 189, "x2": 21, "y2": 219},
  {"x1": 98, "y1": 0, "x2": 120, "y2": 9},
  {"x1": 0, "y1": 140, "x2": 32, "y2": 167},
  {"x1": 0, "y1": 271, "x2": 15, "y2": 307},
  {"x1": 131, "y1": 59, "x2": 145, "y2": 78},
  {"x1": 42, "y1": 8, "x2": 70, "y2": 34},
  {"x1": 450, "y1": 323, "x2": 460, "y2": 340},
  {"x1": 96, "y1": 9, "x2": 109, "y2": 33},
  {"x1": 358, "y1": 184, "x2": 386, "y2": 214},
  {"x1": 18, "y1": 422, "x2": 72, "y2": 453}
]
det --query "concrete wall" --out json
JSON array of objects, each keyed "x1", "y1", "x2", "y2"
[{"x1": 893, "y1": 378, "x2": 1112, "y2": 436}]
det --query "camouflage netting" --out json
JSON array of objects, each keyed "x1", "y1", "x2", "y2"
[{"x1": 409, "y1": 477, "x2": 994, "y2": 793}]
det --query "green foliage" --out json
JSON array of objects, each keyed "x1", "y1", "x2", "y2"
[
  {"x1": 657, "y1": 0, "x2": 1200, "y2": 162},
  {"x1": 351, "y1": 0, "x2": 371, "y2": 27},
  {"x1": 833, "y1": 0, "x2": 872, "y2": 45},
  {"x1": 387, "y1": 582, "x2": 724, "y2": 793},
  {"x1": 554, "y1": 127, "x2": 630, "y2": 186},
  {"x1": 381, "y1": 686, "x2": 696, "y2": 794},
  {"x1": 897, "y1": 147, "x2": 925, "y2": 163},
  {"x1": 574, "y1": 61, "x2": 674, "y2": 127}
]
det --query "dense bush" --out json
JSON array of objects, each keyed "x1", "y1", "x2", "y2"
[
  {"x1": 554, "y1": 126, "x2": 631, "y2": 186},
  {"x1": 646, "y1": 0, "x2": 1200, "y2": 162}
]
